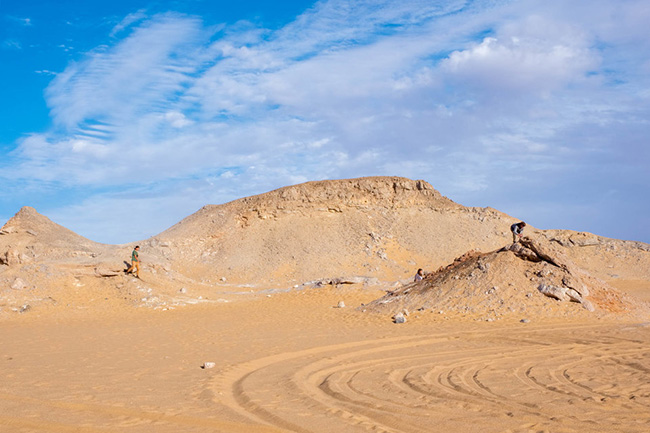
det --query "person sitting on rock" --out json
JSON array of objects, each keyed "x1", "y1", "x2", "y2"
[
  {"x1": 414, "y1": 268, "x2": 424, "y2": 282},
  {"x1": 510, "y1": 222, "x2": 526, "y2": 243}
]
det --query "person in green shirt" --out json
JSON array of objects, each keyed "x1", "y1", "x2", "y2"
[{"x1": 126, "y1": 245, "x2": 140, "y2": 278}]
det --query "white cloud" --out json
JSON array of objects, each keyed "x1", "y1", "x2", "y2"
[
  {"x1": 110, "y1": 9, "x2": 148, "y2": 37},
  {"x1": 441, "y1": 34, "x2": 598, "y2": 95},
  {"x1": 163, "y1": 111, "x2": 193, "y2": 128}
]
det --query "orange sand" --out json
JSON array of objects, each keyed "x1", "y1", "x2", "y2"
[{"x1": 1, "y1": 282, "x2": 649, "y2": 433}]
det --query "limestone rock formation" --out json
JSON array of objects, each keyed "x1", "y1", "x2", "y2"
[
  {"x1": 362, "y1": 235, "x2": 647, "y2": 320},
  {"x1": 1, "y1": 177, "x2": 648, "y2": 319}
]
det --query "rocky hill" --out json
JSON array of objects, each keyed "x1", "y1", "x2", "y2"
[
  {"x1": 1, "y1": 176, "x2": 648, "y2": 319},
  {"x1": 363, "y1": 236, "x2": 649, "y2": 321},
  {"x1": 150, "y1": 177, "x2": 515, "y2": 285}
]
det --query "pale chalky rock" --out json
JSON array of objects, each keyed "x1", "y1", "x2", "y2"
[
  {"x1": 202, "y1": 362, "x2": 216, "y2": 369},
  {"x1": 393, "y1": 312, "x2": 406, "y2": 324},
  {"x1": 11, "y1": 278, "x2": 27, "y2": 290},
  {"x1": 538, "y1": 284, "x2": 596, "y2": 312},
  {"x1": 538, "y1": 284, "x2": 569, "y2": 302}
]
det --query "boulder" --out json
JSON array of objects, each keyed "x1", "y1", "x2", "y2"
[
  {"x1": 504, "y1": 242, "x2": 542, "y2": 262},
  {"x1": 1, "y1": 249, "x2": 21, "y2": 266},
  {"x1": 538, "y1": 284, "x2": 595, "y2": 312},
  {"x1": 538, "y1": 284, "x2": 569, "y2": 302}
]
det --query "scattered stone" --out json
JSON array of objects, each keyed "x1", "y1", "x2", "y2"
[
  {"x1": 1, "y1": 249, "x2": 22, "y2": 266},
  {"x1": 220, "y1": 277, "x2": 227, "y2": 282},
  {"x1": 336, "y1": 301, "x2": 345, "y2": 308},
  {"x1": 179, "y1": 287, "x2": 187, "y2": 294},
  {"x1": 19, "y1": 304, "x2": 31, "y2": 313},
  {"x1": 520, "y1": 319, "x2": 530, "y2": 323},
  {"x1": 202, "y1": 362, "x2": 216, "y2": 369},
  {"x1": 0, "y1": 226, "x2": 18, "y2": 236},
  {"x1": 581, "y1": 300, "x2": 596, "y2": 312},
  {"x1": 563, "y1": 275, "x2": 589, "y2": 297},
  {"x1": 565, "y1": 288, "x2": 584, "y2": 303},
  {"x1": 393, "y1": 312, "x2": 406, "y2": 324},
  {"x1": 11, "y1": 278, "x2": 27, "y2": 290},
  {"x1": 315, "y1": 276, "x2": 372, "y2": 286}
]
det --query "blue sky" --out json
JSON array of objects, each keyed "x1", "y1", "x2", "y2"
[{"x1": 1, "y1": 0, "x2": 649, "y2": 245}]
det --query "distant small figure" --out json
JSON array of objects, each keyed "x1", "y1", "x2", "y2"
[
  {"x1": 126, "y1": 245, "x2": 141, "y2": 278},
  {"x1": 414, "y1": 268, "x2": 424, "y2": 282},
  {"x1": 511, "y1": 222, "x2": 526, "y2": 243}
]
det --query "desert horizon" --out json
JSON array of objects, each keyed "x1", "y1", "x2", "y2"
[{"x1": 1, "y1": 176, "x2": 649, "y2": 433}]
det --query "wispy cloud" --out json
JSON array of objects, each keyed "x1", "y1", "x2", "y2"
[
  {"x1": 2, "y1": 39, "x2": 22, "y2": 50},
  {"x1": 6, "y1": 16, "x2": 32, "y2": 26},
  {"x1": 3, "y1": 0, "x2": 650, "y2": 243},
  {"x1": 110, "y1": 9, "x2": 148, "y2": 37}
]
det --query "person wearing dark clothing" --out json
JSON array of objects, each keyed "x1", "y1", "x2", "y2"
[{"x1": 511, "y1": 222, "x2": 526, "y2": 243}]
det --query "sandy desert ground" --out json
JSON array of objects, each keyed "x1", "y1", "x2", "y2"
[
  {"x1": 1, "y1": 177, "x2": 649, "y2": 433},
  {"x1": 1, "y1": 283, "x2": 649, "y2": 433}
]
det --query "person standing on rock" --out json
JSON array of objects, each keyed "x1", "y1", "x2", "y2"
[
  {"x1": 511, "y1": 222, "x2": 526, "y2": 243},
  {"x1": 126, "y1": 246, "x2": 141, "y2": 278},
  {"x1": 414, "y1": 268, "x2": 424, "y2": 282}
]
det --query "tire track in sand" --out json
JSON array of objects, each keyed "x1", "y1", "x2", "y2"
[{"x1": 211, "y1": 324, "x2": 650, "y2": 433}]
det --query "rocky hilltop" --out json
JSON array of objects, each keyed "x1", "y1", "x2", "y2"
[
  {"x1": 0, "y1": 176, "x2": 648, "y2": 319},
  {"x1": 150, "y1": 177, "x2": 515, "y2": 285}
]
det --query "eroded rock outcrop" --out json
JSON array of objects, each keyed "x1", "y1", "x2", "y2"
[{"x1": 362, "y1": 235, "x2": 645, "y2": 319}]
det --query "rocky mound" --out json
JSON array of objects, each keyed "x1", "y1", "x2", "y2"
[
  {"x1": 0, "y1": 206, "x2": 101, "y2": 266},
  {"x1": 149, "y1": 176, "x2": 516, "y2": 286},
  {"x1": 362, "y1": 235, "x2": 649, "y2": 321}
]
